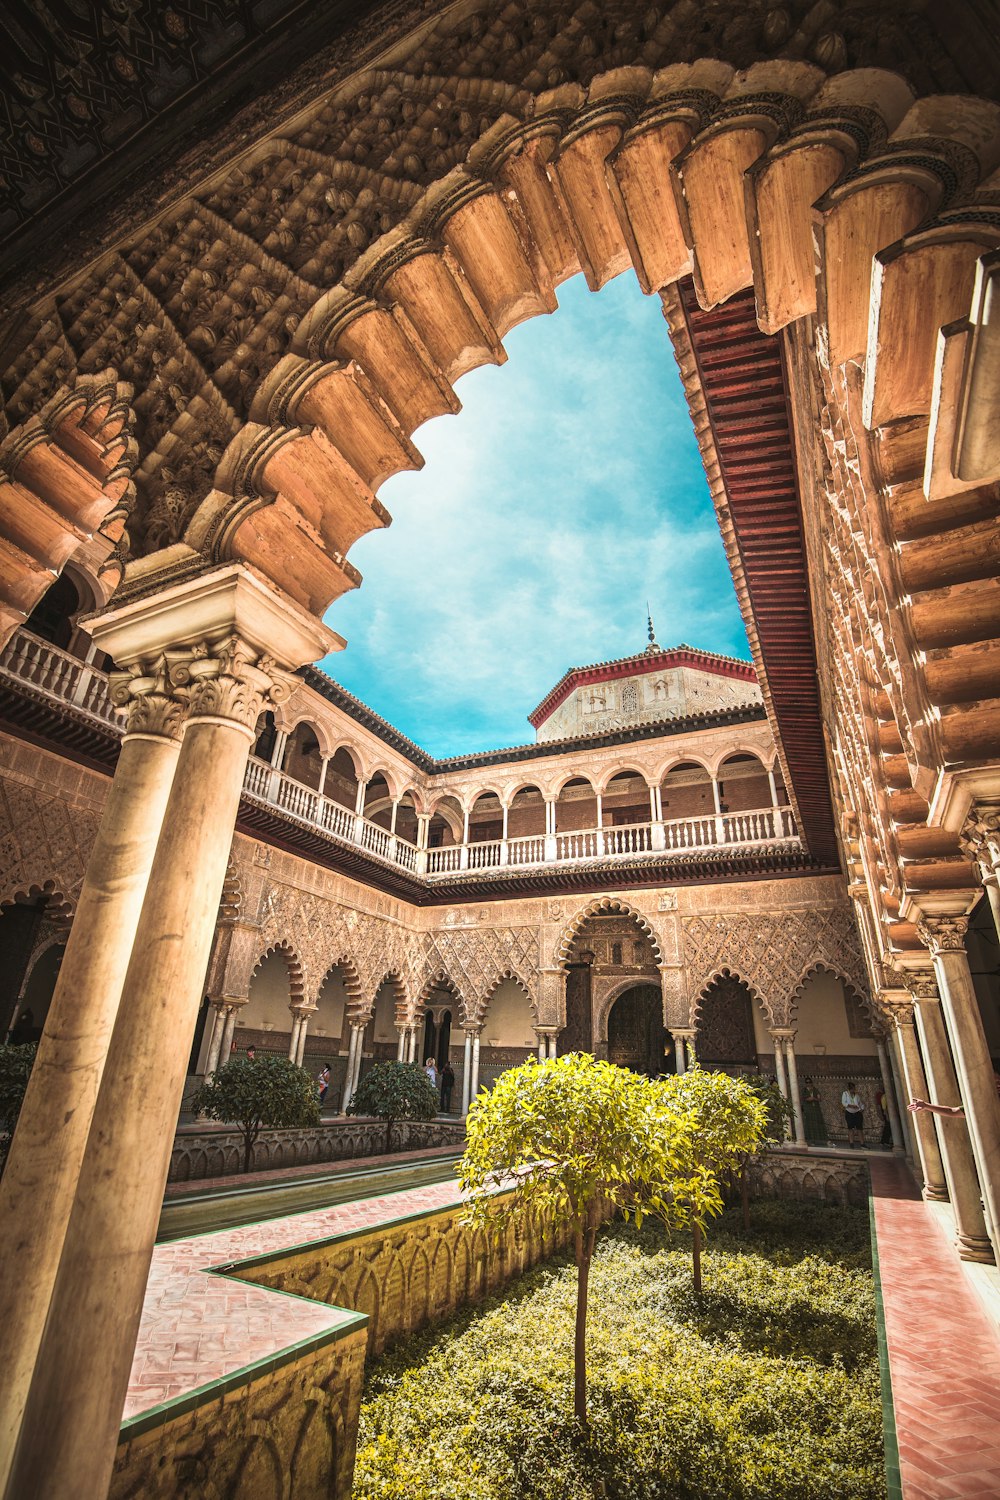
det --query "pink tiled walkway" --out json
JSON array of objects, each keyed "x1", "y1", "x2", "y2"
[
  {"x1": 126, "y1": 1176, "x2": 464, "y2": 1420},
  {"x1": 869, "y1": 1157, "x2": 1000, "y2": 1499}
]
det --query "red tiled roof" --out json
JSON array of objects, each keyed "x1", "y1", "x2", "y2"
[{"x1": 527, "y1": 644, "x2": 758, "y2": 728}]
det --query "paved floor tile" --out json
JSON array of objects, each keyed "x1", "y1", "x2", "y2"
[{"x1": 869, "y1": 1158, "x2": 1000, "y2": 1500}]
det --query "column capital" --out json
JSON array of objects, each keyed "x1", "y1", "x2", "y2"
[
  {"x1": 883, "y1": 999, "x2": 916, "y2": 1028},
  {"x1": 917, "y1": 916, "x2": 969, "y2": 956},
  {"x1": 959, "y1": 808, "x2": 1000, "y2": 894},
  {"x1": 769, "y1": 1026, "x2": 796, "y2": 1042},
  {"x1": 92, "y1": 564, "x2": 338, "y2": 734},
  {"x1": 905, "y1": 970, "x2": 940, "y2": 1002}
]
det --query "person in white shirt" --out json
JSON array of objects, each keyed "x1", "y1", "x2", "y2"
[
  {"x1": 841, "y1": 1081, "x2": 864, "y2": 1147},
  {"x1": 424, "y1": 1056, "x2": 438, "y2": 1091}
]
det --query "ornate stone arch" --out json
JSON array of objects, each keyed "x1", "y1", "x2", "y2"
[
  {"x1": 594, "y1": 975, "x2": 665, "y2": 1045},
  {"x1": 554, "y1": 896, "x2": 664, "y2": 970},
  {"x1": 249, "y1": 939, "x2": 306, "y2": 1008},
  {"x1": 312, "y1": 951, "x2": 366, "y2": 1017},
  {"x1": 415, "y1": 967, "x2": 470, "y2": 1028},
  {"x1": 0, "y1": 879, "x2": 76, "y2": 923},
  {"x1": 476, "y1": 969, "x2": 538, "y2": 1033},
  {"x1": 691, "y1": 965, "x2": 773, "y2": 1030},
  {"x1": 788, "y1": 959, "x2": 875, "y2": 1026},
  {"x1": 370, "y1": 969, "x2": 408, "y2": 1029}
]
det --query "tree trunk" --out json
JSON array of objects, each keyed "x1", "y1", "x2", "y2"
[
  {"x1": 692, "y1": 1218, "x2": 702, "y2": 1294},
  {"x1": 243, "y1": 1130, "x2": 255, "y2": 1174},
  {"x1": 385, "y1": 1116, "x2": 394, "y2": 1154},
  {"x1": 574, "y1": 1222, "x2": 597, "y2": 1428},
  {"x1": 740, "y1": 1164, "x2": 750, "y2": 1233}
]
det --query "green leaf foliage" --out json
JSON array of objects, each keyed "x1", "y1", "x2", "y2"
[
  {"x1": 189, "y1": 1054, "x2": 320, "y2": 1172},
  {"x1": 353, "y1": 1201, "x2": 885, "y2": 1500},
  {"x1": 652, "y1": 1068, "x2": 768, "y2": 1288},
  {"x1": 0, "y1": 1043, "x2": 37, "y2": 1175},
  {"x1": 460, "y1": 1053, "x2": 694, "y2": 1239},
  {"x1": 347, "y1": 1061, "x2": 438, "y2": 1152},
  {"x1": 459, "y1": 1053, "x2": 700, "y2": 1423}
]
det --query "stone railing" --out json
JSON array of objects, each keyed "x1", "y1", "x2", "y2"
[
  {"x1": 169, "y1": 1116, "x2": 467, "y2": 1183},
  {"x1": 1, "y1": 628, "x2": 802, "y2": 883},
  {"x1": 0, "y1": 628, "x2": 122, "y2": 728}
]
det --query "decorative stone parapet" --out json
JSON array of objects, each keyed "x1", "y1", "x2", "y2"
[{"x1": 168, "y1": 1117, "x2": 467, "y2": 1183}]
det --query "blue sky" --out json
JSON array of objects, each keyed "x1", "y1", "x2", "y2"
[{"x1": 319, "y1": 271, "x2": 749, "y2": 756}]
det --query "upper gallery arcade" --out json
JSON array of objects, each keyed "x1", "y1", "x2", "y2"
[{"x1": 1, "y1": 0, "x2": 1000, "y2": 1497}]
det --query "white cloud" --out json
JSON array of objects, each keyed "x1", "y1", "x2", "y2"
[{"x1": 320, "y1": 273, "x2": 748, "y2": 754}]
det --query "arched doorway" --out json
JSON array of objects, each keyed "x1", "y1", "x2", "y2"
[
  {"x1": 694, "y1": 974, "x2": 759, "y2": 1070},
  {"x1": 607, "y1": 984, "x2": 668, "y2": 1078}
]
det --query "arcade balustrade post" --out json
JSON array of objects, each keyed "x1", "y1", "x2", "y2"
[
  {"x1": 778, "y1": 1031, "x2": 807, "y2": 1146},
  {"x1": 288, "y1": 1012, "x2": 302, "y2": 1062},
  {"x1": 7, "y1": 568, "x2": 331, "y2": 1500},
  {"x1": 888, "y1": 999, "x2": 947, "y2": 1199},
  {"x1": 919, "y1": 918, "x2": 1000, "y2": 1257},
  {"x1": 875, "y1": 1036, "x2": 905, "y2": 1152},
  {"x1": 341, "y1": 1023, "x2": 362, "y2": 1112},
  {"x1": 0, "y1": 644, "x2": 185, "y2": 1492},
  {"x1": 461, "y1": 1031, "x2": 473, "y2": 1114},
  {"x1": 911, "y1": 975, "x2": 994, "y2": 1263}
]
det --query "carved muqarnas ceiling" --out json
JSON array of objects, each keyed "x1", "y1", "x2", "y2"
[
  {"x1": 0, "y1": 0, "x2": 980, "y2": 563},
  {"x1": 0, "y1": 0, "x2": 399, "y2": 273}
]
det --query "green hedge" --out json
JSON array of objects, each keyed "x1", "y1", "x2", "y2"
[{"x1": 354, "y1": 1202, "x2": 885, "y2": 1500}]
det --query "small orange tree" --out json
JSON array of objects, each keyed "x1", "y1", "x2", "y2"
[
  {"x1": 459, "y1": 1052, "x2": 695, "y2": 1428},
  {"x1": 656, "y1": 1067, "x2": 767, "y2": 1291}
]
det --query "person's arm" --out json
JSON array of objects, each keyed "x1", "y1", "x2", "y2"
[{"x1": 908, "y1": 1098, "x2": 964, "y2": 1118}]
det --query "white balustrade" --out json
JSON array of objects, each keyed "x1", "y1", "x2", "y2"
[
  {"x1": 467, "y1": 840, "x2": 502, "y2": 869},
  {"x1": 2, "y1": 628, "x2": 799, "y2": 877},
  {"x1": 0, "y1": 630, "x2": 120, "y2": 726},
  {"x1": 243, "y1": 757, "x2": 271, "y2": 798},
  {"x1": 602, "y1": 822, "x2": 653, "y2": 856},
  {"x1": 427, "y1": 845, "x2": 462, "y2": 874},
  {"x1": 320, "y1": 799, "x2": 356, "y2": 841},
  {"x1": 506, "y1": 835, "x2": 546, "y2": 867},
  {"x1": 555, "y1": 829, "x2": 599, "y2": 861}
]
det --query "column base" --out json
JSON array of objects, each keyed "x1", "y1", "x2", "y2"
[
  {"x1": 922, "y1": 1185, "x2": 950, "y2": 1203},
  {"x1": 956, "y1": 1233, "x2": 996, "y2": 1265}
]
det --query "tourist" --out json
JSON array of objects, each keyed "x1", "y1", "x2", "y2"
[
  {"x1": 876, "y1": 1086, "x2": 893, "y2": 1149},
  {"x1": 245, "y1": 1044, "x2": 256, "y2": 1061},
  {"x1": 317, "y1": 1064, "x2": 331, "y2": 1105},
  {"x1": 909, "y1": 1066, "x2": 1000, "y2": 1118},
  {"x1": 841, "y1": 1081, "x2": 864, "y2": 1147},
  {"x1": 440, "y1": 1059, "x2": 455, "y2": 1113},
  {"x1": 424, "y1": 1056, "x2": 438, "y2": 1091},
  {"x1": 802, "y1": 1077, "x2": 827, "y2": 1146}
]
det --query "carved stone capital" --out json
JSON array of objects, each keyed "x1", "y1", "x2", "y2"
[
  {"x1": 177, "y1": 634, "x2": 296, "y2": 732},
  {"x1": 906, "y1": 971, "x2": 940, "y2": 1002},
  {"x1": 881, "y1": 999, "x2": 916, "y2": 1028},
  {"x1": 109, "y1": 660, "x2": 188, "y2": 742},
  {"x1": 959, "y1": 807, "x2": 1000, "y2": 875},
  {"x1": 917, "y1": 917, "x2": 969, "y2": 956}
]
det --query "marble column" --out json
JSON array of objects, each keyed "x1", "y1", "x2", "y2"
[
  {"x1": 912, "y1": 978, "x2": 994, "y2": 1263},
  {"x1": 537, "y1": 1030, "x2": 547, "y2": 1063},
  {"x1": 962, "y1": 807, "x2": 1000, "y2": 944},
  {"x1": 674, "y1": 1035, "x2": 686, "y2": 1074},
  {"x1": 919, "y1": 917, "x2": 1000, "y2": 1257},
  {"x1": 295, "y1": 1010, "x2": 311, "y2": 1067},
  {"x1": 341, "y1": 1023, "x2": 362, "y2": 1112},
  {"x1": 889, "y1": 1001, "x2": 947, "y2": 1200},
  {"x1": 396, "y1": 1028, "x2": 407, "y2": 1061},
  {"x1": 780, "y1": 1032, "x2": 807, "y2": 1147},
  {"x1": 0, "y1": 661, "x2": 184, "y2": 1492},
  {"x1": 407, "y1": 1026, "x2": 418, "y2": 1064},
  {"x1": 9, "y1": 570, "x2": 327, "y2": 1500},
  {"x1": 204, "y1": 1001, "x2": 231, "y2": 1076},
  {"x1": 220, "y1": 1002, "x2": 240, "y2": 1061},
  {"x1": 875, "y1": 1036, "x2": 905, "y2": 1151},
  {"x1": 288, "y1": 1012, "x2": 303, "y2": 1063},
  {"x1": 462, "y1": 1031, "x2": 473, "y2": 1113},
  {"x1": 470, "y1": 1032, "x2": 482, "y2": 1105}
]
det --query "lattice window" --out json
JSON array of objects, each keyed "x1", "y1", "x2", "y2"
[{"x1": 622, "y1": 682, "x2": 638, "y2": 714}]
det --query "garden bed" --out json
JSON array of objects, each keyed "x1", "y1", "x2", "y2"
[{"x1": 354, "y1": 1200, "x2": 886, "y2": 1500}]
